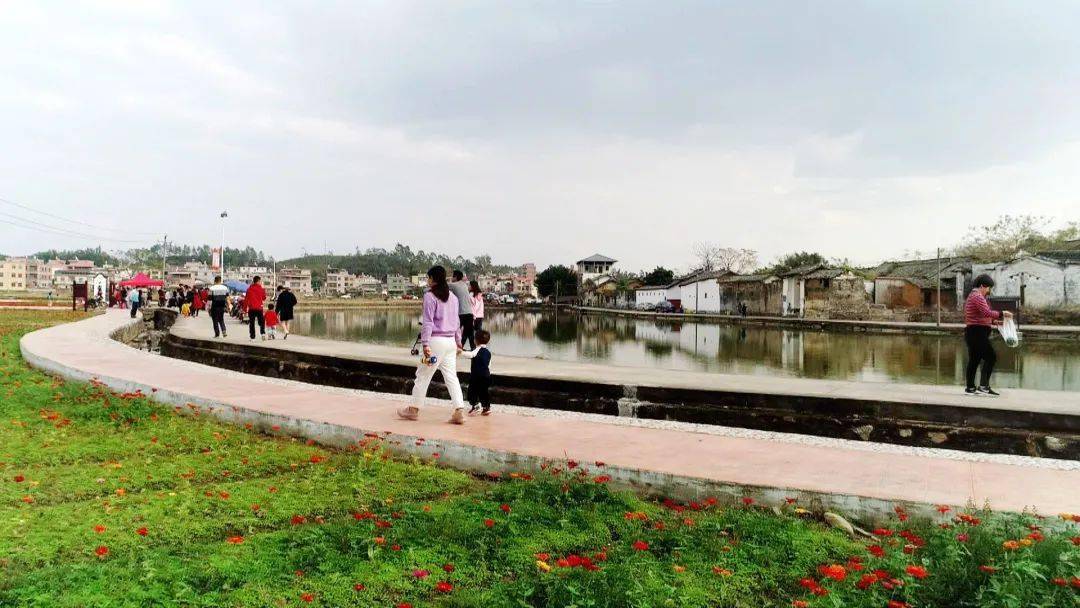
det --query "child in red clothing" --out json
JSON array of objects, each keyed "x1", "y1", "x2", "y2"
[{"x1": 265, "y1": 303, "x2": 280, "y2": 340}]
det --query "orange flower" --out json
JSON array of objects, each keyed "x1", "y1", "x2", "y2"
[
  {"x1": 818, "y1": 564, "x2": 847, "y2": 581},
  {"x1": 632, "y1": 540, "x2": 649, "y2": 551},
  {"x1": 712, "y1": 566, "x2": 733, "y2": 576},
  {"x1": 979, "y1": 565, "x2": 997, "y2": 573},
  {"x1": 300, "y1": 593, "x2": 314, "y2": 602},
  {"x1": 226, "y1": 536, "x2": 245, "y2": 544},
  {"x1": 1002, "y1": 540, "x2": 1020, "y2": 550},
  {"x1": 672, "y1": 565, "x2": 686, "y2": 573},
  {"x1": 136, "y1": 527, "x2": 148, "y2": 536},
  {"x1": 93, "y1": 525, "x2": 107, "y2": 534}
]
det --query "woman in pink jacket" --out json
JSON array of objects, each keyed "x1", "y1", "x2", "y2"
[
  {"x1": 469, "y1": 280, "x2": 485, "y2": 333},
  {"x1": 963, "y1": 274, "x2": 1013, "y2": 396},
  {"x1": 398, "y1": 266, "x2": 466, "y2": 424}
]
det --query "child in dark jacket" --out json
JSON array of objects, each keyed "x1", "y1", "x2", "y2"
[{"x1": 460, "y1": 330, "x2": 492, "y2": 415}]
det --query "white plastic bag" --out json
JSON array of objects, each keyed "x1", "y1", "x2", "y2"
[{"x1": 997, "y1": 317, "x2": 1020, "y2": 348}]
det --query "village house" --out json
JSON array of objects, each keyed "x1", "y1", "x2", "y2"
[
  {"x1": 385, "y1": 274, "x2": 409, "y2": 295},
  {"x1": 717, "y1": 274, "x2": 782, "y2": 315},
  {"x1": 973, "y1": 252, "x2": 1080, "y2": 308},
  {"x1": 800, "y1": 267, "x2": 871, "y2": 319},
  {"x1": 165, "y1": 261, "x2": 214, "y2": 286},
  {"x1": 576, "y1": 254, "x2": 617, "y2": 288},
  {"x1": 276, "y1": 266, "x2": 313, "y2": 295},
  {"x1": 678, "y1": 270, "x2": 726, "y2": 313},
  {"x1": 871, "y1": 257, "x2": 972, "y2": 311}
]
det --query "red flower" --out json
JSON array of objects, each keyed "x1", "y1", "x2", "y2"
[
  {"x1": 353, "y1": 583, "x2": 365, "y2": 591},
  {"x1": 855, "y1": 573, "x2": 877, "y2": 589},
  {"x1": 93, "y1": 525, "x2": 107, "y2": 534},
  {"x1": 435, "y1": 581, "x2": 453, "y2": 593},
  {"x1": 785, "y1": 497, "x2": 798, "y2": 504},
  {"x1": 818, "y1": 564, "x2": 847, "y2": 581},
  {"x1": 412, "y1": 569, "x2": 430, "y2": 579},
  {"x1": 567, "y1": 460, "x2": 578, "y2": 469},
  {"x1": 94, "y1": 545, "x2": 109, "y2": 558},
  {"x1": 443, "y1": 563, "x2": 455, "y2": 573},
  {"x1": 979, "y1": 565, "x2": 997, "y2": 573},
  {"x1": 1072, "y1": 536, "x2": 1080, "y2": 546},
  {"x1": 595, "y1": 461, "x2": 606, "y2": 467},
  {"x1": 136, "y1": 527, "x2": 148, "y2": 536},
  {"x1": 935, "y1": 505, "x2": 951, "y2": 514},
  {"x1": 300, "y1": 593, "x2": 314, "y2": 603},
  {"x1": 391, "y1": 544, "x2": 401, "y2": 551},
  {"x1": 12, "y1": 475, "x2": 25, "y2": 483},
  {"x1": 535, "y1": 553, "x2": 550, "y2": 561},
  {"x1": 1051, "y1": 577, "x2": 1066, "y2": 586},
  {"x1": 905, "y1": 565, "x2": 928, "y2": 579},
  {"x1": 873, "y1": 528, "x2": 893, "y2": 536},
  {"x1": 309, "y1": 454, "x2": 324, "y2": 464},
  {"x1": 593, "y1": 475, "x2": 612, "y2": 483},
  {"x1": 741, "y1": 497, "x2": 754, "y2": 506},
  {"x1": 483, "y1": 518, "x2": 495, "y2": 528},
  {"x1": 792, "y1": 602, "x2": 809, "y2": 608},
  {"x1": 887, "y1": 602, "x2": 909, "y2": 608},
  {"x1": 396, "y1": 604, "x2": 413, "y2": 608},
  {"x1": 956, "y1": 533, "x2": 969, "y2": 542},
  {"x1": 500, "y1": 503, "x2": 511, "y2": 513},
  {"x1": 291, "y1": 515, "x2": 306, "y2": 526},
  {"x1": 1026, "y1": 531, "x2": 1044, "y2": 542},
  {"x1": 868, "y1": 545, "x2": 885, "y2": 557},
  {"x1": 226, "y1": 536, "x2": 244, "y2": 544},
  {"x1": 632, "y1": 540, "x2": 649, "y2": 551},
  {"x1": 556, "y1": 558, "x2": 570, "y2": 568},
  {"x1": 811, "y1": 586, "x2": 828, "y2": 596},
  {"x1": 798, "y1": 578, "x2": 818, "y2": 590}
]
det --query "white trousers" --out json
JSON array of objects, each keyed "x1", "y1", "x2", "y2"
[{"x1": 412, "y1": 336, "x2": 464, "y2": 409}]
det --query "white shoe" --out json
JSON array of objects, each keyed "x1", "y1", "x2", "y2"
[
  {"x1": 397, "y1": 406, "x2": 419, "y2": 421},
  {"x1": 449, "y1": 409, "x2": 465, "y2": 425}
]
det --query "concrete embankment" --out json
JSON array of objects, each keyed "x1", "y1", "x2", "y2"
[{"x1": 162, "y1": 315, "x2": 1080, "y2": 460}]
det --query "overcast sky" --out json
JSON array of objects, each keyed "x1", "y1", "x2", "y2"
[{"x1": 2, "y1": 1, "x2": 1078, "y2": 272}]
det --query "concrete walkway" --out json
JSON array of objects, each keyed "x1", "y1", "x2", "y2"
[
  {"x1": 19, "y1": 310, "x2": 1080, "y2": 520},
  {"x1": 169, "y1": 314, "x2": 1080, "y2": 417}
]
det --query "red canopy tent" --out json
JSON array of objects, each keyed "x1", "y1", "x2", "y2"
[{"x1": 118, "y1": 272, "x2": 164, "y2": 288}]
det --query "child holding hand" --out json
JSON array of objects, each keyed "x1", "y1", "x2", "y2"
[{"x1": 460, "y1": 330, "x2": 493, "y2": 415}]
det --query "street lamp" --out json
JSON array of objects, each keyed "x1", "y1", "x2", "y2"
[{"x1": 220, "y1": 211, "x2": 228, "y2": 278}]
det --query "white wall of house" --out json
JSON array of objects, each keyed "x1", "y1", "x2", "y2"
[
  {"x1": 635, "y1": 288, "x2": 667, "y2": 308},
  {"x1": 781, "y1": 277, "x2": 803, "y2": 316},
  {"x1": 681, "y1": 278, "x2": 720, "y2": 313},
  {"x1": 665, "y1": 284, "x2": 681, "y2": 302},
  {"x1": 973, "y1": 257, "x2": 1079, "y2": 307}
]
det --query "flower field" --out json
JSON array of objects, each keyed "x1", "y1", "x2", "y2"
[{"x1": 1, "y1": 309, "x2": 1078, "y2": 607}]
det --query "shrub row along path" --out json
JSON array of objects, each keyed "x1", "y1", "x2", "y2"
[{"x1": 22, "y1": 310, "x2": 1080, "y2": 517}]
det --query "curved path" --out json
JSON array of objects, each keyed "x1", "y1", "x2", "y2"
[{"x1": 20, "y1": 310, "x2": 1080, "y2": 521}]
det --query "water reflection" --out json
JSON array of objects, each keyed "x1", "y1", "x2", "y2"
[{"x1": 292, "y1": 309, "x2": 1080, "y2": 391}]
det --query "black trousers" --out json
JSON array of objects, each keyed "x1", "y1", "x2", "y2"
[
  {"x1": 964, "y1": 325, "x2": 996, "y2": 389},
  {"x1": 459, "y1": 313, "x2": 475, "y2": 350},
  {"x1": 210, "y1": 305, "x2": 227, "y2": 337},
  {"x1": 467, "y1": 375, "x2": 491, "y2": 410},
  {"x1": 129, "y1": 300, "x2": 140, "y2": 318},
  {"x1": 473, "y1": 318, "x2": 483, "y2": 333},
  {"x1": 249, "y1": 309, "x2": 265, "y2": 339}
]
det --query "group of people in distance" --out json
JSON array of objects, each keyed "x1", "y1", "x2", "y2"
[
  {"x1": 198, "y1": 275, "x2": 298, "y2": 341},
  {"x1": 399, "y1": 265, "x2": 492, "y2": 425}
]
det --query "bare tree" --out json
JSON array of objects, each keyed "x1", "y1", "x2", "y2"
[
  {"x1": 714, "y1": 248, "x2": 758, "y2": 274},
  {"x1": 692, "y1": 241, "x2": 719, "y2": 271}
]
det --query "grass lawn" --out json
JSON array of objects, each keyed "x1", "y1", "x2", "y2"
[{"x1": 0, "y1": 309, "x2": 1077, "y2": 607}]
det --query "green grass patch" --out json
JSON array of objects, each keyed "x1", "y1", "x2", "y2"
[{"x1": 0, "y1": 310, "x2": 1077, "y2": 607}]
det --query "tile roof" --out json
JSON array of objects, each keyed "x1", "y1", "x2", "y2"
[{"x1": 577, "y1": 254, "x2": 618, "y2": 263}]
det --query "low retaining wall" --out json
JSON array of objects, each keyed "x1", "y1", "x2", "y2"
[{"x1": 161, "y1": 333, "x2": 1080, "y2": 460}]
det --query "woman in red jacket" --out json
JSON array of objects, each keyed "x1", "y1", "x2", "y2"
[{"x1": 963, "y1": 274, "x2": 1013, "y2": 396}]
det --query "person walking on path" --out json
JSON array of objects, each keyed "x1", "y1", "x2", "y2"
[
  {"x1": 449, "y1": 270, "x2": 475, "y2": 350},
  {"x1": 275, "y1": 285, "x2": 298, "y2": 339},
  {"x1": 265, "y1": 304, "x2": 280, "y2": 339},
  {"x1": 469, "y1": 280, "x2": 485, "y2": 333},
  {"x1": 964, "y1": 274, "x2": 1012, "y2": 397},
  {"x1": 192, "y1": 288, "x2": 204, "y2": 317},
  {"x1": 208, "y1": 276, "x2": 229, "y2": 339},
  {"x1": 398, "y1": 265, "x2": 466, "y2": 424},
  {"x1": 246, "y1": 275, "x2": 268, "y2": 340},
  {"x1": 126, "y1": 287, "x2": 141, "y2": 318},
  {"x1": 460, "y1": 329, "x2": 493, "y2": 416}
]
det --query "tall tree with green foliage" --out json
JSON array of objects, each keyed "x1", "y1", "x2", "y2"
[
  {"x1": 536, "y1": 265, "x2": 577, "y2": 298},
  {"x1": 640, "y1": 266, "x2": 675, "y2": 285},
  {"x1": 763, "y1": 251, "x2": 827, "y2": 275},
  {"x1": 955, "y1": 215, "x2": 1080, "y2": 262}
]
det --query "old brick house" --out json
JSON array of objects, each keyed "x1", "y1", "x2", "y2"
[{"x1": 871, "y1": 257, "x2": 972, "y2": 311}]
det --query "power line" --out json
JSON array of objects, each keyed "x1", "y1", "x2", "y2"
[
  {"x1": 0, "y1": 216, "x2": 151, "y2": 244},
  {"x1": 0, "y1": 196, "x2": 160, "y2": 236},
  {"x1": 0, "y1": 209, "x2": 149, "y2": 243}
]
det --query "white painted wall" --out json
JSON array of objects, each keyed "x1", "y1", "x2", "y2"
[
  {"x1": 635, "y1": 288, "x2": 667, "y2": 308},
  {"x1": 681, "y1": 278, "x2": 720, "y2": 313},
  {"x1": 973, "y1": 257, "x2": 1078, "y2": 307}
]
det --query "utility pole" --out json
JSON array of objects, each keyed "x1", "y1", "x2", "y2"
[
  {"x1": 219, "y1": 211, "x2": 228, "y2": 279},
  {"x1": 935, "y1": 247, "x2": 942, "y2": 327},
  {"x1": 555, "y1": 280, "x2": 560, "y2": 308},
  {"x1": 162, "y1": 234, "x2": 168, "y2": 283}
]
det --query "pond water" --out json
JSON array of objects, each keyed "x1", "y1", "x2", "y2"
[{"x1": 292, "y1": 308, "x2": 1080, "y2": 391}]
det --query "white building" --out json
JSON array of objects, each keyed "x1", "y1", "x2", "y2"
[
  {"x1": 576, "y1": 254, "x2": 617, "y2": 287},
  {"x1": 973, "y1": 255, "x2": 1080, "y2": 307},
  {"x1": 678, "y1": 271, "x2": 725, "y2": 313}
]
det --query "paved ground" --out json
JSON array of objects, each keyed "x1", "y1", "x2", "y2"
[
  {"x1": 170, "y1": 313, "x2": 1080, "y2": 416},
  {"x1": 19, "y1": 309, "x2": 1080, "y2": 518}
]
